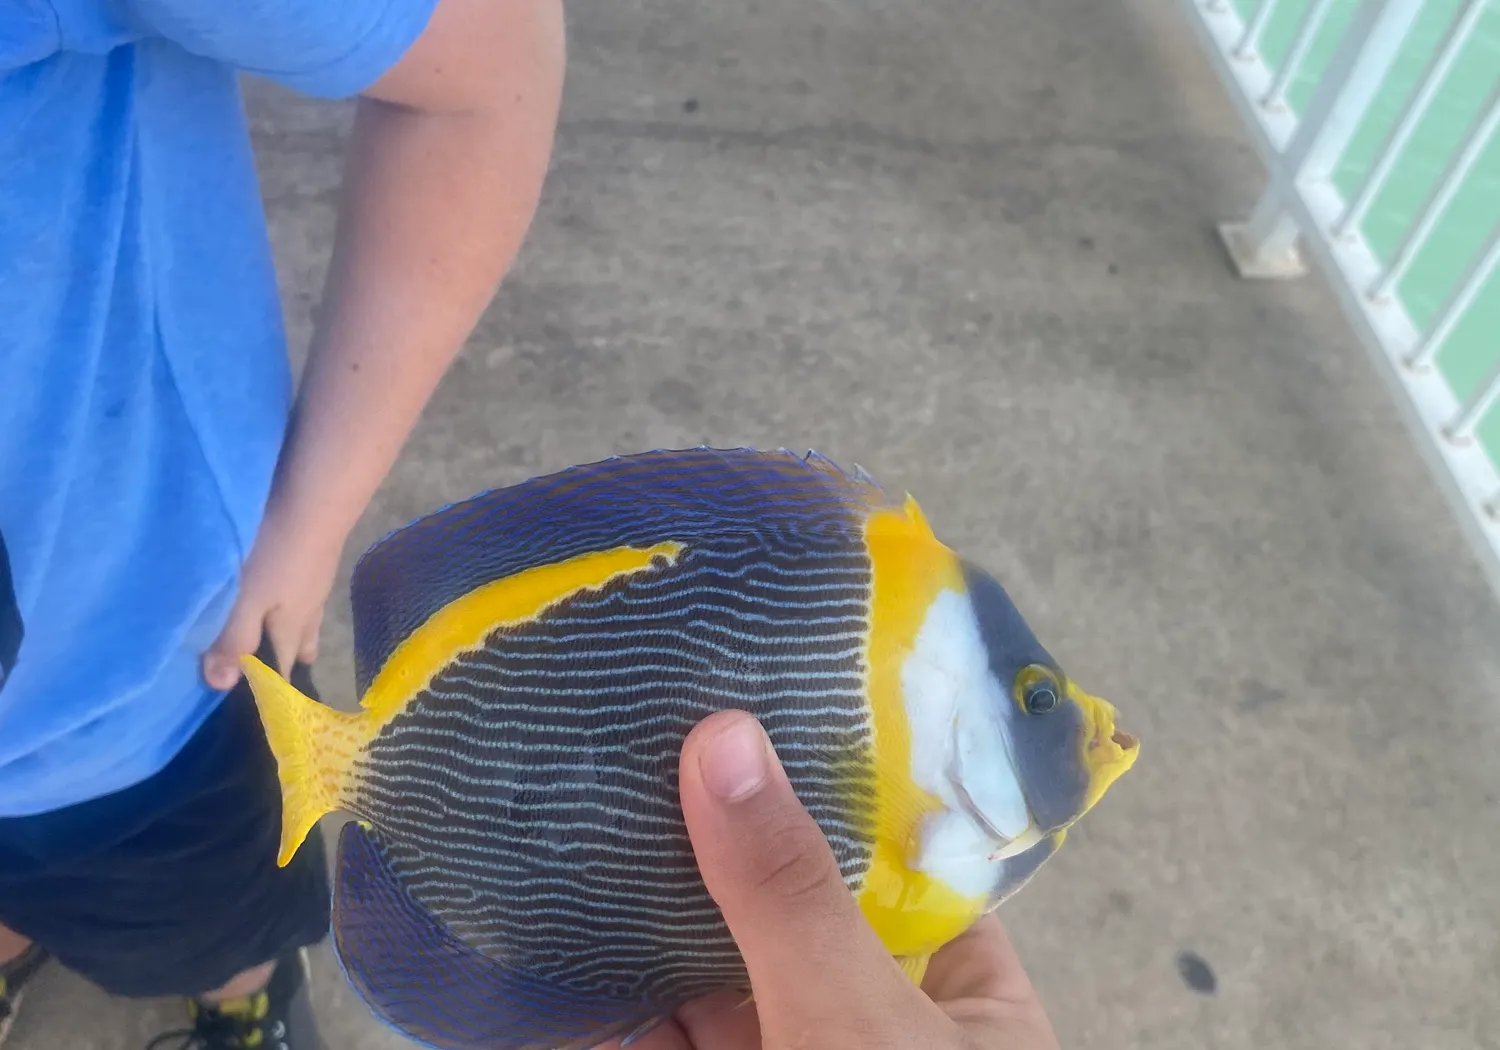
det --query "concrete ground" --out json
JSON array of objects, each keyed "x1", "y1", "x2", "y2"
[{"x1": 12, "y1": 1, "x2": 1500, "y2": 1048}]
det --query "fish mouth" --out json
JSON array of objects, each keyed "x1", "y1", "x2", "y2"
[
  {"x1": 967, "y1": 684, "x2": 1138, "y2": 861},
  {"x1": 957, "y1": 682, "x2": 1138, "y2": 862},
  {"x1": 1071, "y1": 679, "x2": 1139, "y2": 814}
]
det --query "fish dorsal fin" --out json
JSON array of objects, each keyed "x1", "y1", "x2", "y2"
[
  {"x1": 349, "y1": 446, "x2": 897, "y2": 695},
  {"x1": 332, "y1": 823, "x2": 660, "y2": 1050}
]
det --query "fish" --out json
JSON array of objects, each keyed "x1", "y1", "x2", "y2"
[{"x1": 240, "y1": 446, "x2": 1140, "y2": 1050}]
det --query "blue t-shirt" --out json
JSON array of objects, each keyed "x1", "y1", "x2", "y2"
[{"x1": 0, "y1": 0, "x2": 437, "y2": 817}]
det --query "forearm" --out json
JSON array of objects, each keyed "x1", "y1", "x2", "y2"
[{"x1": 268, "y1": 3, "x2": 565, "y2": 545}]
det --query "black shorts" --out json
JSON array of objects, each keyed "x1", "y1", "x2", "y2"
[{"x1": 0, "y1": 649, "x2": 332, "y2": 998}]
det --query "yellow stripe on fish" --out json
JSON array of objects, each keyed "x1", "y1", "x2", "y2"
[
  {"x1": 248, "y1": 541, "x2": 684, "y2": 866},
  {"x1": 858, "y1": 497, "x2": 991, "y2": 959}
]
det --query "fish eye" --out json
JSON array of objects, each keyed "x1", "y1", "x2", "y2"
[
  {"x1": 1014, "y1": 665, "x2": 1062, "y2": 716},
  {"x1": 1024, "y1": 682, "x2": 1058, "y2": 714}
]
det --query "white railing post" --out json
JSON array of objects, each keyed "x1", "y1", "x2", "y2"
[
  {"x1": 1234, "y1": 0, "x2": 1279, "y2": 60},
  {"x1": 1446, "y1": 356, "x2": 1500, "y2": 444},
  {"x1": 1218, "y1": 0, "x2": 1425, "y2": 279},
  {"x1": 1333, "y1": 0, "x2": 1490, "y2": 239},
  {"x1": 1371, "y1": 79, "x2": 1500, "y2": 305},
  {"x1": 1408, "y1": 224, "x2": 1500, "y2": 371},
  {"x1": 1261, "y1": 0, "x2": 1338, "y2": 110},
  {"x1": 1177, "y1": 0, "x2": 1500, "y2": 603}
]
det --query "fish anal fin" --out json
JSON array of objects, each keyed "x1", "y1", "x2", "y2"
[
  {"x1": 240, "y1": 655, "x2": 371, "y2": 867},
  {"x1": 333, "y1": 823, "x2": 655, "y2": 1050},
  {"x1": 896, "y1": 953, "x2": 933, "y2": 987}
]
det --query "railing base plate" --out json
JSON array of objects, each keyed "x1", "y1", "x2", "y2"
[{"x1": 1217, "y1": 221, "x2": 1309, "y2": 279}]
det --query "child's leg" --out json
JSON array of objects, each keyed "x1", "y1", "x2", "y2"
[{"x1": 0, "y1": 926, "x2": 28, "y2": 964}]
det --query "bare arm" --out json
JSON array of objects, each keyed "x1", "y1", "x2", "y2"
[{"x1": 205, "y1": 0, "x2": 566, "y2": 687}]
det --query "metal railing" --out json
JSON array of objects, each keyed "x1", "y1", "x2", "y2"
[{"x1": 1180, "y1": 0, "x2": 1500, "y2": 598}]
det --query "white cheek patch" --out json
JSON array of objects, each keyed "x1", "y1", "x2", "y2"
[
  {"x1": 953, "y1": 713, "x2": 1030, "y2": 841},
  {"x1": 900, "y1": 589, "x2": 1032, "y2": 897},
  {"x1": 911, "y1": 809, "x2": 1000, "y2": 898}
]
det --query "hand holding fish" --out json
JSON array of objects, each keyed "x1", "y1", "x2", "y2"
[
  {"x1": 599, "y1": 709, "x2": 1062, "y2": 1050},
  {"x1": 202, "y1": 487, "x2": 345, "y2": 690}
]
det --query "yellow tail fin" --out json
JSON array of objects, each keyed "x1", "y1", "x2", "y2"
[{"x1": 240, "y1": 655, "x2": 373, "y2": 867}]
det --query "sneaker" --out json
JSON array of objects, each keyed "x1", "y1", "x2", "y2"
[
  {"x1": 0, "y1": 945, "x2": 49, "y2": 1047},
  {"x1": 145, "y1": 948, "x2": 325, "y2": 1050}
]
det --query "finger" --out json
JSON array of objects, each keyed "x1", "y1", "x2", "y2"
[
  {"x1": 261, "y1": 604, "x2": 302, "y2": 676},
  {"x1": 203, "y1": 598, "x2": 266, "y2": 690},
  {"x1": 590, "y1": 1016, "x2": 693, "y2": 1050},
  {"x1": 678, "y1": 710, "x2": 912, "y2": 1017},
  {"x1": 297, "y1": 609, "x2": 323, "y2": 666},
  {"x1": 941, "y1": 1000, "x2": 1061, "y2": 1050},
  {"x1": 673, "y1": 989, "x2": 763, "y2": 1050},
  {"x1": 941, "y1": 993, "x2": 1061, "y2": 1050},
  {"x1": 927, "y1": 915, "x2": 1060, "y2": 1050},
  {"x1": 922, "y1": 913, "x2": 1037, "y2": 1007}
]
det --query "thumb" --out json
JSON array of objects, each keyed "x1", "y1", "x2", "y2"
[
  {"x1": 203, "y1": 597, "x2": 266, "y2": 691},
  {"x1": 679, "y1": 710, "x2": 914, "y2": 1020}
]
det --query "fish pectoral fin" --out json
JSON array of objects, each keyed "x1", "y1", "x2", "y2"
[
  {"x1": 896, "y1": 953, "x2": 933, "y2": 987},
  {"x1": 240, "y1": 655, "x2": 371, "y2": 867}
]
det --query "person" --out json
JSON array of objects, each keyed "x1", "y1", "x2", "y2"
[
  {"x1": 0, "y1": 1, "x2": 565, "y2": 1048},
  {"x1": 603, "y1": 710, "x2": 1064, "y2": 1050}
]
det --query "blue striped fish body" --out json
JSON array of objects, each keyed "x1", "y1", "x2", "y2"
[
  {"x1": 240, "y1": 447, "x2": 1140, "y2": 1050},
  {"x1": 253, "y1": 449, "x2": 909, "y2": 1050},
  {"x1": 353, "y1": 449, "x2": 882, "y2": 1048}
]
